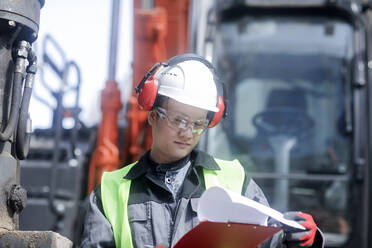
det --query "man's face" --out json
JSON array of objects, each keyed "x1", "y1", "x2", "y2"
[{"x1": 148, "y1": 98, "x2": 208, "y2": 163}]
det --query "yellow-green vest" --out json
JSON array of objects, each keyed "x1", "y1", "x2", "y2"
[{"x1": 101, "y1": 158, "x2": 245, "y2": 248}]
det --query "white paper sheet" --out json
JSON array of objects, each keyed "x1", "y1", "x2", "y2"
[{"x1": 197, "y1": 186, "x2": 305, "y2": 230}]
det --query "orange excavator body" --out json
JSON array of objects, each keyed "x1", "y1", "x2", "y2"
[
  {"x1": 155, "y1": 0, "x2": 190, "y2": 55},
  {"x1": 121, "y1": 0, "x2": 190, "y2": 165},
  {"x1": 121, "y1": 6, "x2": 168, "y2": 165},
  {"x1": 87, "y1": 80, "x2": 122, "y2": 193},
  {"x1": 88, "y1": 0, "x2": 190, "y2": 193}
]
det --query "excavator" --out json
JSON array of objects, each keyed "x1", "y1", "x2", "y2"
[
  {"x1": 85, "y1": 0, "x2": 372, "y2": 247},
  {"x1": 191, "y1": 0, "x2": 372, "y2": 247},
  {"x1": 2, "y1": 0, "x2": 372, "y2": 248},
  {"x1": 18, "y1": 0, "x2": 191, "y2": 246}
]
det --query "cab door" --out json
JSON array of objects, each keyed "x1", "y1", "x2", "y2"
[{"x1": 202, "y1": 5, "x2": 371, "y2": 248}]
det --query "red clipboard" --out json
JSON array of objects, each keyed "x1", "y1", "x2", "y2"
[{"x1": 174, "y1": 221, "x2": 282, "y2": 248}]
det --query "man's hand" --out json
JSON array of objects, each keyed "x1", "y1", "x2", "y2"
[{"x1": 283, "y1": 211, "x2": 317, "y2": 248}]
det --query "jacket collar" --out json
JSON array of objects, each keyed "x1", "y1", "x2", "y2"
[
  {"x1": 193, "y1": 150, "x2": 220, "y2": 170},
  {"x1": 124, "y1": 149, "x2": 220, "y2": 180}
]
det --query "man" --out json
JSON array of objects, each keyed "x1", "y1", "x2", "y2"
[{"x1": 80, "y1": 54, "x2": 324, "y2": 248}]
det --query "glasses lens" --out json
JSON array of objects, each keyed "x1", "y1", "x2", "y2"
[
  {"x1": 191, "y1": 119, "x2": 208, "y2": 134},
  {"x1": 156, "y1": 107, "x2": 208, "y2": 135}
]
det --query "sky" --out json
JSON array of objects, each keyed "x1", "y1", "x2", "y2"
[{"x1": 30, "y1": 0, "x2": 133, "y2": 129}]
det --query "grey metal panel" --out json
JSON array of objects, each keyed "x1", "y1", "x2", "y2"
[
  {"x1": 0, "y1": 42, "x2": 13, "y2": 132},
  {"x1": 243, "y1": 0, "x2": 329, "y2": 7},
  {"x1": 19, "y1": 153, "x2": 85, "y2": 241},
  {"x1": 20, "y1": 159, "x2": 82, "y2": 201},
  {"x1": 0, "y1": 230, "x2": 72, "y2": 248},
  {"x1": 19, "y1": 198, "x2": 79, "y2": 240},
  {"x1": 217, "y1": 0, "x2": 361, "y2": 9},
  {"x1": 0, "y1": 0, "x2": 42, "y2": 32},
  {"x1": 0, "y1": 146, "x2": 18, "y2": 231},
  {"x1": 0, "y1": 0, "x2": 44, "y2": 42}
]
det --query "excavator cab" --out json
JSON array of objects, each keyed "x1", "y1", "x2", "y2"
[{"x1": 197, "y1": 1, "x2": 372, "y2": 247}]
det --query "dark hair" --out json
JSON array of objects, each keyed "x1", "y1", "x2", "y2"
[{"x1": 153, "y1": 95, "x2": 169, "y2": 109}]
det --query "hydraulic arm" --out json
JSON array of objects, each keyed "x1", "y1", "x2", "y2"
[{"x1": 0, "y1": 0, "x2": 71, "y2": 246}]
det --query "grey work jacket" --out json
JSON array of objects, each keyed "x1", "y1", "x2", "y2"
[{"x1": 80, "y1": 150, "x2": 324, "y2": 248}]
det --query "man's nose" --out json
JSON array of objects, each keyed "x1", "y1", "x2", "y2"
[{"x1": 178, "y1": 125, "x2": 193, "y2": 137}]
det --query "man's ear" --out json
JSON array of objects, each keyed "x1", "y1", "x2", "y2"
[{"x1": 148, "y1": 110, "x2": 156, "y2": 126}]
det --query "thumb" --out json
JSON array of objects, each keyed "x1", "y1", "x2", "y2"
[
  {"x1": 297, "y1": 212, "x2": 317, "y2": 246},
  {"x1": 283, "y1": 212, "x2": 317, "y2": 247}
]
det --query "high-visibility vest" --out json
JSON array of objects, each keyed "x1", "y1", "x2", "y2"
[{"x1": 101, "y1": 158, "x2": 245, "y2": 248}]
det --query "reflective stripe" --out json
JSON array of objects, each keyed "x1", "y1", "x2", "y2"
[
  {"x1": 101, "y1": 158, "x2": 245, "y2": 248},
  {"x1": 101, "y1": 162, "x2": 137, "y2": 248}
]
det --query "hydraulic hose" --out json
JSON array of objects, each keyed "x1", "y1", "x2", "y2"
[
  {"x1": 0, "y1": 41, "x2": 30, "y2": 142},
  {"x1": 0, "y1": 72, "x2": 23, "y2": 141},
  {"x1": 16, "y1": 52, "x2": 37, "y2": 159}
]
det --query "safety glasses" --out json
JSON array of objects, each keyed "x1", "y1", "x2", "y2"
[{"x1": 155, "y1": 107, "x2": 209, "y2": 135}]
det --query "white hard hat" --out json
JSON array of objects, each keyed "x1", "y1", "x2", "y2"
[{"x1": 155, "y1": 60, "x2": 219, "y2": 112}]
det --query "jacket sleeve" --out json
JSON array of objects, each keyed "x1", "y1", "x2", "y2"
[
  {"x1": 79, "y1": 186, "x2": 116, "y2": 248},
  {"x1": 242, "y1": 178, "x2": 283, "y2": 248},
  {"x1": 242, "y1": 177, "x2": 325, "y2": 248}
]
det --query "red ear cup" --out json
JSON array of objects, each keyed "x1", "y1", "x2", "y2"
[
  {"x1": 137, "y1": 77, "x2": 159, "y2": 110},
  {"x1": 208, "y1": 95, "x2": 225, "y2": 128}
]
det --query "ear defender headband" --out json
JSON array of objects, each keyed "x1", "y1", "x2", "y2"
[{"x1": 135, "y1": 53, "x2": 227, "y2": 128}]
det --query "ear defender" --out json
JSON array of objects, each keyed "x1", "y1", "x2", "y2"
[
  {"x1": 136, "y1": 62, "x2": 166, "y2": 110},
  {"x1": 137, "y1": 76, "x2": 159, "y2": 111},
  {"x1": 208, "y1": 95, "x2": 225, "y2": 128}
]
